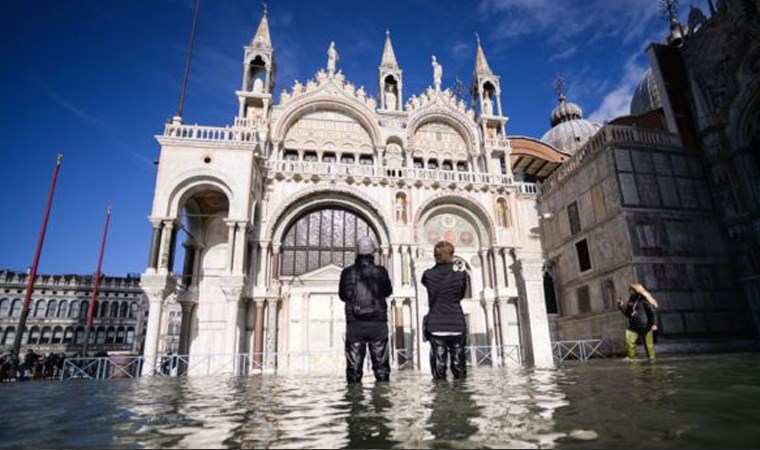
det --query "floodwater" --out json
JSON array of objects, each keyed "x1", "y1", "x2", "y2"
[{"x1": 1, "y1": 353, "x2": 759, "y2": 449}]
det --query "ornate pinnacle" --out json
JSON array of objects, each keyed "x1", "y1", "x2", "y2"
[
  {"x1": 552, "y1": 74, "x2": 566, "y2": 101},
  {"x1": 659, "y1": 0, "x2": 679, "y2": 21}
]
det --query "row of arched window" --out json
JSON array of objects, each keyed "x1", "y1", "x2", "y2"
[
  {"x1": 0, "y1": 325, "x2": 136, "y2": 346},
  {"x1": 0, "y1": 298, "x2": 138, "y2": 320}
]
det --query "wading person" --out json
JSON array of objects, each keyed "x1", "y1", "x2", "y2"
[
  {"x1": 422, "y1": 241, "x2": 468, "y2": 380},
  {"x1": 617, "y1": 283, "x2": 659, "y2": 360},
  {"x1": 339, "y1": 236, "x2": 393, "y2": 383}
]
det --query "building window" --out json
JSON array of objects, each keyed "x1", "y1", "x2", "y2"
[
  {"x1": 63, "y1": 328, "x2": 74, "y2": 344},
  {"x1": 0, "y1": 299, "x2": 8, "y2": 317},
  {"x1": 577, "y1": 285, "x2": 591, "y2": 314},
  {"x1": 442, "y1": 160, "x2": 453, "y2": 171},
  {"x1": 341, "y1": 154, "x2": 355, "y2": 164},
  {"x1": 52, "y1": 327, "x2": 63, "y2": 344},
  {"x1": 359, "y1": 155, "x2": 374, "y2": 165},
  {"x1": 40, "y1": 327, "x2": 52, "y2": 344},
  {"x1": 576, "y1": 239, "x2": 592, "y2": 272},
  {"x1": 3, "y1": 328, "x2": 16, "y2": 346},
  {"x1": 280, "y1": 208, "x2": 379, "y2": 277},
  {"x1": 303, "y1": 152, "x2": 318, "y2": 162},
  {"x1": 456, "y1": 161, "x2": 468, "y2": 172},
  {"x1": 413, "y1": 158, "x2": 424, "y2": 169},
  {"x1": 636, "y1": 223, "x2": 663, "y2": 256},
  {"x1": 601, "y1": 279, "x2": 616, "y2": 309},
  {"x1": 323, "y1": 153, "x2": 336, "y2": 163},
  {"x1": 126, "y1": 328, "x2": 135, "y2": 345},
  {"x1": 116, "y1": 328, "x2": 126, "y2": 344},
  {"x1": 544, "y1": 271, "x2": 559, "y2": 314},
  {"x1": 568, "y1": 201, "x2": 581, "y2": 235}
]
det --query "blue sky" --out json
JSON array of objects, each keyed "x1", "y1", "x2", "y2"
[{"x1": 0, "y1": 0, "x2": 706, "y2": 276}]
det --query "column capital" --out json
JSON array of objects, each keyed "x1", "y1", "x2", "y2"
[
  {"x1": 272, "y1": 243, "x2": 282, "y2": 254},
  {"x1": 221, "y1": 285, "x2": 244, "y2": 303},
  {"x1": 511, "y1": 258, "x2": 545, "y2": 282},
  {"x1": 259, "y1": 241, "x2": 271, "y2": 250},
  {"x1": 266, "y1": 297, "x2": 279, "y2": 307},
  {"x1": 148, "y1": 217, "x2": 165, "y2": 228}
]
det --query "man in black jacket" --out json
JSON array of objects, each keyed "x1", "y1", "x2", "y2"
[{"x1": 339, "y1": 236, "x2": 393, "y2": 383}]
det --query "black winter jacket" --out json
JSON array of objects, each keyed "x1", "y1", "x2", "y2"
[
  {"x1": 339, "y1": 255, "x2": 392, "y2": 322},
  {"x1": 422, "y1": 263, "x2": 468, "y2": 334},
  {"x1": 619, "y1": 293, "x2": 655, "y2": 332}
]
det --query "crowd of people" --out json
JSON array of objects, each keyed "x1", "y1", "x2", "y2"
[{"x1": 0, "y1": 349, "x2": 69, "y2": 382}]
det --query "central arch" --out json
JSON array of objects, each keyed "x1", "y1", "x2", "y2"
[{"x1": 267, "y1": 187, "x2": 392, "y2": 248}]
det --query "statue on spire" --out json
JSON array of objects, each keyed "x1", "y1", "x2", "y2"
[
  {"x1": 327, "y1": 41, "x2": 339, "y2": 75},
  {"x1": 432, "y1": 55, "x2": 443, "y2": 91}
]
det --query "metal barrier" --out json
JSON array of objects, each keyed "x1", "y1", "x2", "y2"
[
  {"x1": 62, "y1": 356, "x2": 143, "y2": 380},
  {"x1": 57, "y1": 341, "x2": 601, "y2": 380},
  {"x1": 552, "y1": 339, "x2": 607, "y2": 363}
]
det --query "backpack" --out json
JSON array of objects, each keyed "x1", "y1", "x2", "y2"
[{"x1": 351, "y1": 265, "x2": 381, "y2": 319}]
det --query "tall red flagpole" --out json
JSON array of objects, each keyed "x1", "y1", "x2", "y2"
[
  {"x1": 12, "y1": 153, "x2": 63, "y2": 355},
  {"x1": 82, "y1": 206, "x2": 113, "y2": 357}
]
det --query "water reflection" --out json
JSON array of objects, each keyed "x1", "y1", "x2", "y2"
[
  {"x1": 425, "y1": 381, "x2": 479, "y2": 445},
  {"x1": 343, "y1": 383, "x2": 397, "y2": 448},
  {"x1": 2, "y1": 354, "x2": 759, "y2": 449}
]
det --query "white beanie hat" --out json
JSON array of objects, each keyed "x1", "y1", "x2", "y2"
[{"x1": 356, "y1": 236, "x2": 376, "y2": 255}]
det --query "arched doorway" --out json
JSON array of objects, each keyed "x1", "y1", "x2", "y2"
[{"x1": 278, "y1": 206, "x2": 381, "y2": 372}]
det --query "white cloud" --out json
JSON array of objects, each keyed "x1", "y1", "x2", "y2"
[
  {"x1": 588, "y1": 55, "x2": 648, "y2": 121},
  {"x1": 480, "y1": 0, "x2": 662, "y2": 44}
]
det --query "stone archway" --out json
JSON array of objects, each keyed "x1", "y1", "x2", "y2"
[{"x1": 266, "y1": 191, "x2": 392, "y2": 373}]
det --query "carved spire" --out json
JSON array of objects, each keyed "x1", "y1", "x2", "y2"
[
  {"x1": 380, "y1": 29, "x2": 399, "y2": 69},
  {"x1": 474, "y1": 33, "x2": 493, "y2": 77},
  {"x1": 252, "y1": 3, "x2": 271, "y2": 48}
]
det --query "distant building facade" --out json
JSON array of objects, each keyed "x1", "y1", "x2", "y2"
[{"x1": 0, "y1": 270, "x2": 147, "y2": 355}]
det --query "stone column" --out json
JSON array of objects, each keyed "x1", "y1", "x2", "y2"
[
  {"x1": 226, "y1": 221, "x2": 237, "y2": 274},
  {"x1": 381, "y1": 247, "x2": 390, "y2": 270},
  {"x1": 234, "y1": 222, "x2": 248, "y2": 275},
  {"x1": 222, "y1": 285, "x2": 244, "y2": 358},
  {"x1": 494, "y1": 248, "x2": 508, "y2": 292},
  {"x1": 157, "y1": 220, "x2": 175, "y2": 274},
  {"x1": 271, "y1": 244, "x2": 281, "y2": 280},
  {"x1": 483, "y1": 299, "x2": 498, "y2": 367},
  {"x1": 141, "y1": 286, "x2": 168, "y2": 376},
  {"x1": 265, "y1": 298, "x2": 279, "y2": 371},
  {"x1": 256, "y1": 242, "x2": 270, "y2": 290},
  {"x1": 252, "y1": 299, "x2": 266, "y2": 368},
  {"x1": 511, "y1": 256, "x2": 554, "y2": 368},
  {"x1": 177, "y1": 299, "x2": 196, "y2": 375},
  {"x1": 177, "y1": 300, "x2": 196, "y2": 356},
  {"x1": 401, "y1": 245, "x2": 410, "y2": 286},
  {"x1": 479, "y1": 250, "x2": 491, "y2": 291},
  {"x1": 394, "y1": 300, "x2": 406, "y2": 366},
  {"x1": 146, "y1": 220, "x2": 162, "y2": 273}
]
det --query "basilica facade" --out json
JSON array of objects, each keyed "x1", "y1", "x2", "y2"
[{"x1": 140, "y1": 11, "x2": 567, "y2": 374}]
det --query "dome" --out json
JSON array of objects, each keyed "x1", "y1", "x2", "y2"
[
  {"x1": 541, "y1": 119, "x2": 602, "y2": 155},
  {"x1": 541, "y1": 95, "x2": 602, "y2": 155},
  {"x1": 630, "y1": 68, "x2": 662, "y2": 116},
  {"x1": 550, "y1": 95, "x2": 583, "y2": 127}
]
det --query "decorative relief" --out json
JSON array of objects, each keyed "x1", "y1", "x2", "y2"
[
  {"x1": 423, "y1": 213, "x2": 478, "y2": 249},
  {"x1": 412, "y1": 122, "x2": 468, "y2": 159},
  {"x1": 277, "y1": 68, "x2": 378, "y2": 112},
  {"x1": 283, "y1": 110, "x2": 373, "y2": 152}
]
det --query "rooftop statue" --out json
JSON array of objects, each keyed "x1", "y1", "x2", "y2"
[
  {"x1": 432, "y1": 55, "x2": 442, "y2": 91},
  {"x1": 327, "y1": 41, "x2": 339, "y2": 74}
]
